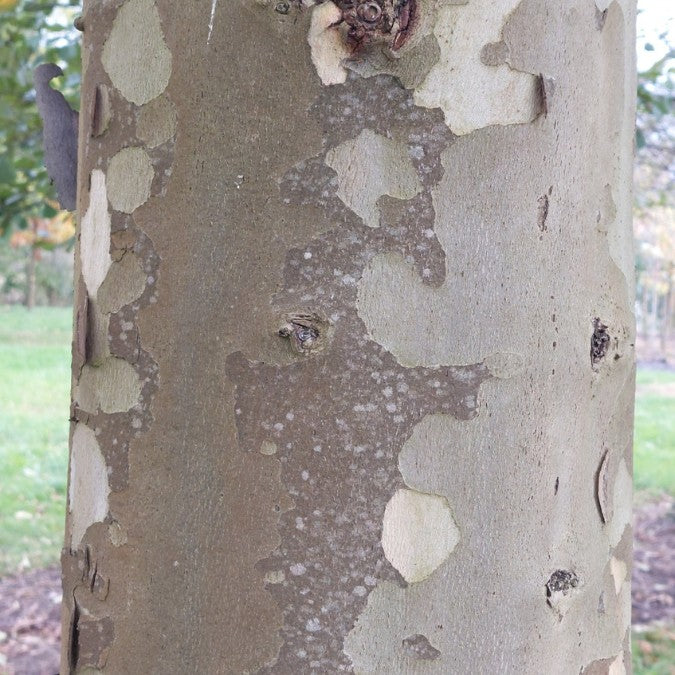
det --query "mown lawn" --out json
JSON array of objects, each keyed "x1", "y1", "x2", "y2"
[
  {"x1": 634, "y1": 368, "x2": 675, "y2": 495},
  {"x1": 0, "y1": 306, "x2": 71, "y2": 572},
  {"x1": 633, "y1": 626, "x2": 675, "y2": 675}
]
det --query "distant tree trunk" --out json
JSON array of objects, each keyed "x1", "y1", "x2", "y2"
[
  {"x1": 660, "y1": 262, "x2": 673, "y2": 361},
  {"x1": 63, "y1": 0, "x2": 636, "y2": 672},
  {"x1": 25, "y1": 243, "x2": 37, "y2": 310}
]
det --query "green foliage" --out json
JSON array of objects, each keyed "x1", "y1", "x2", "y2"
[
  {"x1": 0, "y1": 0, "x2": 80, "y2": 235},
  {"x1": 635, "y1": 14, "x2": 674, "y2": 210}
]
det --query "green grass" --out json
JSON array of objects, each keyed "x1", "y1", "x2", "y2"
[
  {"x1": 0, "y1": 305, "x2": 71, "y2": 573},
  {"x1": 633, "y1": 627, "x2": 675, "y2": 675},
  {"x1": 634, "y1": 368, "x2": 675, "y2": 495}
]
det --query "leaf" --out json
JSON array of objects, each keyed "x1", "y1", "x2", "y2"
[{"x1": 636, "y1": 127, "x2": 646, "y2": 149}]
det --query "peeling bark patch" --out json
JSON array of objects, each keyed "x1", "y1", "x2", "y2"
[
  {"x1": 225, "y1": 74, "x2": 492, "y2": 672},
  {"x1": 414, "y1": 0, "x2": 541, "y2": 134},
  {"x1": 545, "y1": 569, "x2": 580, "y2": 620},
  {"x1": 308, "y1": 2, "x2": 352, "y2": 85},
  {"x1": 382, "y1": 488, "x2": 459, "y2": 582},
  {"x1": 107, "y1": 147, "x2": 154, "y2": 214},
  {"x1": 80, "y1": 170, "x2": 112, "y2": 300},
  {"x1": 101, "y1": 0, "x2": 172, "y2": 106},
  {"x1": 69, "y1": 425, "x2": 110, "y2": 548},
  {"x1": 401, "y1": 633, "x2": 441, "y2": 660},
  {"x1": 75, "y1": 357, "x2": 142, "y2": 414},
  {"x1": 325, "y1": 129, "x2": 422, "y2": 228},
  {"x1": 591, "y1": 318, "x2": 610, "y2": 364}
]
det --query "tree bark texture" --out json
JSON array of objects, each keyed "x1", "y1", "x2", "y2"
[{"x1": 63, "y1": 0, "x2": 636, "y2": 672}]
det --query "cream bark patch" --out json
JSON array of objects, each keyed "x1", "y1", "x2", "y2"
[
  {"x1": 325, "y1": 129, "x2": 422, "y2": 228},
  {"x1": 609, "y1": 557, "x2": 627, "y2": 595},
  {"x1": 102, "y1": 0, "x2": 172, "y2": 106},
  {"x1": 107, "y1": 147, "x2": 154, "y2": 214},
  {"x1": 80, "y1": 170, "x2": 112, "y2": 300},
  {"x1": 414, "y1": 0, "x2": 540, "y2": 134},
  {"x1": 308, "y1": 2, "x2": 351, "y2": 86},
  {"x1": 75, "y1": 358, "x2": 142, "y2": 414},
  {"x1": 69, "y1": 424, "x2": 109, "y2": 547},
  {"x1": 608, "y1": 459, "x2": 632, "y2": 547},
  {"x1": 609, "y1": 652, "x2": 627, "y2": 675},
  {"x1": 381, "y1": 488, "x2": 459, "y2": 583}
]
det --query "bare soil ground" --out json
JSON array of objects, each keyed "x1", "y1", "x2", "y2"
[{"x1": 0, "y1": 497, "x2": 673, "y2": 674}]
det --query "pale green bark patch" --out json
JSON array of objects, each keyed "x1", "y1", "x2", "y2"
[
  {"x1": 69, "y1": 425, "x2": 109, "y2": 547},
  {"x1": 381, "y1": 488, "x2": 459, "y2": 583},
  {"x1": 102, "y1": 0, "x2": 172, "y2": 106},
  {"x1": 75, "y1": 358, "x2": 142, "y2": 414},
  {"x1": 97, "y1": 253, "x2": 148, "y2": 314},
  {"x1": 325, "y1": 130, "x2": 422, "y2": 228},
  {"x1": 414, "y1": 0, "x2": 540, "y2": 134},
  {"x1": 107, "y1": 147, "x2": 154, "y2": 214}
]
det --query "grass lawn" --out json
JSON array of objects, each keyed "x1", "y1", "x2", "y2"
[
  {"x1": 0, "y1": 305, "x2": 71, "y2": 572},
  {"x1": 633, "y1": 626, "x2": 675, "y2": 675},
  {"x1": 634, "y1": 368, "x2": 675, "y2": 495}
]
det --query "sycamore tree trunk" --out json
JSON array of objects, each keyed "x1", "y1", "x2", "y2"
[{"x1": 63, "y1": 0, "x2": 636, "y2": 672}]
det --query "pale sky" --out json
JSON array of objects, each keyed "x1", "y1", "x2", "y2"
[{"x1": 637, "y1": 0, "x2": 674, "y2": 71}]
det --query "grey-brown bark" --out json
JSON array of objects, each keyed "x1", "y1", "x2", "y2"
[{"x1": 63, "y1": 0, "x2": 636, "y2": 672}]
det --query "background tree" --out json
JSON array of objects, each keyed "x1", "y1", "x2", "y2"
[
  {"x1": 634, "y1": 17, "x2": 674, "y2": 360},
  {"x1": 0, "y1": 0, "x2": 79, "y2": 235}
]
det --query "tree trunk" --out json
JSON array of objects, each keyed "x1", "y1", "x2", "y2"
[
  {"x1": 63, "y1": 0, "x2": 636, "y2": 672},
  {"x1": 660, "y1": 262, "x2": 673, "y2": 361},
  {"x1": 25, "y1": 219, "x2": 39, "y2": 310},
  {"x1": 25, "y1": 245, "x2": 37, "y2": 310}
]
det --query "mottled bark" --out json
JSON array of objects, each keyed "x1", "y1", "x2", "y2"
[{"x1": 63, "y1": 0, "x2": 636, "y2": 673}]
